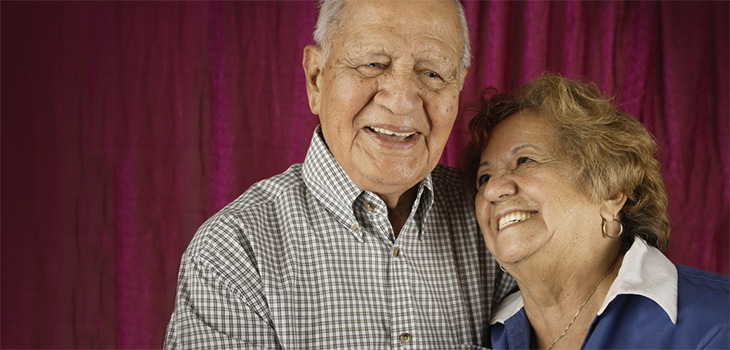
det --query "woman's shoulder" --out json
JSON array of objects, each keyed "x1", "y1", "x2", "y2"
[
  {"x1": 676, "y1": 264, "x2": 729, "y2": 298},
  {"x1": 676, "y1": 265, "x2": 729, "y2": 315}
]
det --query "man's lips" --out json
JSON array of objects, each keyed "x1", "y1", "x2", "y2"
[
  {"x1": 496, "y1": 210, "x2": 536, "y2": 231},
  {"x1": 369, "y1": 126, "x2": 416, "y2": 139},
  {"x1": 364, "y1": 126, "x2": 420, "y2": 147}
]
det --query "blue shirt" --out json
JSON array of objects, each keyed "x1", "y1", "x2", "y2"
[{"x1": 490, "y1": 237, "x2": 730, "y2": 349}]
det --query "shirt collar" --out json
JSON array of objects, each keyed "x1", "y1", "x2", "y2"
[
  {"x1": 302, "y1": 125, "x2": 434, "y2": 240},
  {"x1": 598, "y1": 236, "x2": 678, "y2": 324},
  {"x1": 490, "y1": 236, "x2": 678, "y2": 325}
]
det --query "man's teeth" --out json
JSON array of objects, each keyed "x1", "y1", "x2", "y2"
[
  {"x1": 370, "y1": 126, "x2": 415, "y2": 138},
  {"x1": 498, "y1": 211, "x2": 535, "y2": 230}
]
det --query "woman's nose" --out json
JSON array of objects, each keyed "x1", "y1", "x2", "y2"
[{"x1": 483, "y1": 174, "x2": 517, "y2": 203}]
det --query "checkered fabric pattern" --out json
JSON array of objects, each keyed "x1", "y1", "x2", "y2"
[{"x1": 164, "y1": 127, "x2": 516, "y2": 349}]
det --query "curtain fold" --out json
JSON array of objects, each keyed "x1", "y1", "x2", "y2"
[{"x1": 2, "y1": 1, "x2": 727, "y2": 348}]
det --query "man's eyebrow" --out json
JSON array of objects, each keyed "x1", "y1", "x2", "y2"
[
  {"x1": 417, "y1": 52, "x2": 458, "y2": 66},
  {"x1": 416, "y1": 58, "x2": 458, "y2": 75}
]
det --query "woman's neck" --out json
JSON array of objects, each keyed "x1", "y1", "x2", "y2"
[{"x1": 512, "y1": 248, "x2": 623, "y2": 349}]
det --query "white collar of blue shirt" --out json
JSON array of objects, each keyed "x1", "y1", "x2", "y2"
[{"x1": 490, "y1": 236, "x2": 679, "y2": 325}]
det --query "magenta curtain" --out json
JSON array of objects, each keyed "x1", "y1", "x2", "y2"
[{"x1": 2, "y1": 1, "x2": 727, "y2": 348}]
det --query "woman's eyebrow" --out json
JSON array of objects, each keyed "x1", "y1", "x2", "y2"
[{"x1": 478, "y1": 144, "x2": 536, "y2": 168}]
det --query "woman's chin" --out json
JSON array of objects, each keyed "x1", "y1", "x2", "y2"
[
  {"x1": 492, "y1": 244, "x2": 534, "y2": 267},
  {"x1": 489, "y1": 231, "x2": 546, "y2": 267}
]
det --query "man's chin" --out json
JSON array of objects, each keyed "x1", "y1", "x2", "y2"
[{"x1": 354, "y1": 168, "x2": 427, "y2": 196}]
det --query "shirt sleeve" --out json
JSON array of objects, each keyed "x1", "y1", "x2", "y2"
[
  {"x1": 164, "y1": 217, "x2": 281, "y2": 349},
  {"x1": 491, "y1": 259, "x2": 519, "y2": 307}
]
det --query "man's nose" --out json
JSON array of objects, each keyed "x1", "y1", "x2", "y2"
[
  {"x1": 374, "y1": 71, "x2": 422, "y2": 116},
  {"x1": 484, "y1": 173, "x2": 517, "y2": 203}
]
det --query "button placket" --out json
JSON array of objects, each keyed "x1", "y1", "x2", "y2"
[{"x1": 389, "y1": 228, "x2": 415, "y2": 348}]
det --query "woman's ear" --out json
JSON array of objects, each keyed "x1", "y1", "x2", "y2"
[
  {"x1": 302, "y1": 45, "x2": 323, "y2": 115},
  {"x1": 600, "y1": 192, "x2": 628, "y2": 221}
]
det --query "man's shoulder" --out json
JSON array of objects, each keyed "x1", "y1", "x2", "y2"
[
  {"x1": 224, "y1": 163, "x2": 306, "y2": 213},
  {"x1": 431, "y1": 163, "x2": 461, "y2": 181},
  {"x1": 186, "y1": 164, "x2": 308, "y2": 255},
  {"x1": 430, "y1": 164, "x2": 471, "y2": 204}
]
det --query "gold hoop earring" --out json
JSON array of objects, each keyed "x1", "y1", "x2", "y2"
[{"x1": 602, "y1": 217, "x2": 623, "y2": 239}]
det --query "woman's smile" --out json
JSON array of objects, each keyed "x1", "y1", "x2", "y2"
[{"x1": 497, "y1": 211, "x2": 536, "y2": 231}]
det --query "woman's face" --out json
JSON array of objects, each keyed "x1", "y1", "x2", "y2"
[{"x1": 475, "y1": 111, "x2": 603, "y2": 266}]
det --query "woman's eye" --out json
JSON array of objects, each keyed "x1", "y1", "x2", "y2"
[
  {"x1": 477, "y1": 174, "x2": 491, "y2": 188},
  {"x1": 366, "y1": 62, "x2": 383, "y2": 68}
]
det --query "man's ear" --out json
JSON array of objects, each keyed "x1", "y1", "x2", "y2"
[
  {"x1": 302, "y1": 44, "x2": 324, "y2": 116},
  {"x1": 600, "y1": 192, "x2": 628, "y2": 221}
]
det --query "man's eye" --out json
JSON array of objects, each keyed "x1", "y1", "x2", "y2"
[
  {"x1": 516, "y1": 157, "x2": 533, "y2": 166},
  {"x1": 424, "y1": 71, "x2": 442, "y2": 79},
  {"x1": 477, "y1": 174, "x2": 491, "y2": 188},
  {"x1": 357, "y1": 62, "x2": 387, "y2": 77},
  {"x1": 419, "y1": 70, "x2": 447, "y2": 90},
  {"x1": 362, "y1": 62, "x2": 388, "y2": 70}
]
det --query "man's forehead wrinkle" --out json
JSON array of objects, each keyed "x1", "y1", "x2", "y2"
[
  {"x1": 332, "y1": 0, "x2": 465, "y2": 83},
  {"x1": 337, "y1": 2, "x2": 463, "y2": 52},
  {"x1": 343, "y1": 41, "x2": 390, "y2": 56},
  {"x1": 341, "y1": 37, "x2": 459, "y2": 69}
]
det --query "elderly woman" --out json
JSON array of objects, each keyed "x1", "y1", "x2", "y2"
[{"x1": 462, "y1": 74, "x2": 729, "y2": 349}]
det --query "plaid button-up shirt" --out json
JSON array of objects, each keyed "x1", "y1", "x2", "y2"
[{"x1": 164, "y1": 127, "x2": 515, "y2": 349}]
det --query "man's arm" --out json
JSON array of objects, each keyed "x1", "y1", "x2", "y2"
[{"x1": 164, "y1": 218, "x2": 281, "y2": 349}]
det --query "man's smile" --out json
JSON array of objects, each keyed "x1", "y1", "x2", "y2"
[
  {"x1": 367, "y1": 126, "x2": 416, "y2": 140},
  {"x1": 363, "y1": 125, "x2": 422, "y2": 150}
]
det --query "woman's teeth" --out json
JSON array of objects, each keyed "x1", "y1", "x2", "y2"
[{"x1": 498, "y1": 211, "x2": 535, "y2": 230}]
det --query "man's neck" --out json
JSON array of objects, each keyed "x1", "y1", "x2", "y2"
[{"x1": 381, "y1": 186, "x2": 418, "y2": 238}]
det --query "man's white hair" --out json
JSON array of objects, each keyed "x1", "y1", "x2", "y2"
[{"x1": 313, "y1": 0, "x2": 471, "y2": 70}]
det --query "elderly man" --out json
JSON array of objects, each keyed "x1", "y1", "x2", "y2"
[{"x1": 164, "y1": 0, "x2": 514, "y2": 348}]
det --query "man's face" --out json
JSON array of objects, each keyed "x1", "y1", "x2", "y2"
[{"x1": 304, "y1": 0, "x2": 466, "y2": 199}]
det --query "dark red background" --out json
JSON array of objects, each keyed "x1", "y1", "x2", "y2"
[{"x1": 2, "y1": 1, "x2": 727, "y2": 348}]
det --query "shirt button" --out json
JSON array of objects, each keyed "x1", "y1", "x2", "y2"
[
  {"x1": 351, "y1": 224, "x2": 359, "y2": 232},
  {"x1": 364, "y1": 202, "x2": 374, "y2": 212},
  {"x1": 392, "y1": 246, "x2": 400, "y2": 257},
  {"x1": 399, "y1": 332, "x2": 411, "y2": 344}
]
